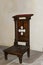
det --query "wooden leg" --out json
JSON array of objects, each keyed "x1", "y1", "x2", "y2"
[
  {"x1": 27, "y1": 48, "x2": 30, "y2": 57},
  {"x1": 19, "y1": 56, "x2": 22, "y2": 64},
  {"x1": 4, "y1": 52, "x2": 8, "y2": 60},
  {"x1": 26, "y1": 42, "x2": 30, "y2": 57}
]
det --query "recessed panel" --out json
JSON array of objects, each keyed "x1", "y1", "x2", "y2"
[{"x1": 17, "y1": 20, "x2": 29, "y2": 41}]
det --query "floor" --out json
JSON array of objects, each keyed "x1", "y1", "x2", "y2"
[{"x1": 0, "y1": 45, "x2": 43, "y2": 65}]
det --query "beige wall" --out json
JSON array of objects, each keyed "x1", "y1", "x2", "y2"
[
  {"x1": 30, "y1": 0, "x2": 43, "y2": 51},
  {"x1": 0, "y1": 0, "x2": 43, "y2": 51},
  {"x1": 0, "y1": 0, "x2": 16, "y2": 46}
]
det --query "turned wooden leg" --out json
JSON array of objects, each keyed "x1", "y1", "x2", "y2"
[
  {"x1": 19, "y1": 56, "x2": 22, "y2": 64},
  {"x1": 4, "y1": 52, "x2": 8, "y2": 60}
]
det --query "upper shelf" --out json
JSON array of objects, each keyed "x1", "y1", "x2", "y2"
[
  {"x1": 13, "y1": 14, "x2": 33, "y2": 18},
  {"x1": 12, "y1": 14, "x2": 33, "y2": 21}
]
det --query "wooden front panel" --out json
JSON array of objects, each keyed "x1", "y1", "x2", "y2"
[{"x1": 16, "y1": 20, "x2": 29, "y2": 42}]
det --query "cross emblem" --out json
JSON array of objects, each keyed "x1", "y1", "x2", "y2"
[{"x1": 18, "y1": 26, "x2": 26, "y2": 35}]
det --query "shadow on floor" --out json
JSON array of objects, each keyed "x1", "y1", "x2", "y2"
[{"x1": 23, "y1": 50, "x2": 43, "y2": 63}]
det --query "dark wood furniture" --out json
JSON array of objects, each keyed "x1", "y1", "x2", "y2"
[{"x1": 3, "y1": 14, "x2": 33, "y2": 63}]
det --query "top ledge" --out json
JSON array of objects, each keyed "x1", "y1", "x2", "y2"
[{"x1": 12, "y1": 14, "x2": 33, "y2": 18}]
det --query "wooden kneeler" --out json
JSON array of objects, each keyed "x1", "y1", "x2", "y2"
[{"x1": 3, "y1": 14, "x2": 33, "y2": 63}]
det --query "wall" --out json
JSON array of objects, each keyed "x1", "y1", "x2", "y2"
[
  {"x1": 0, "y1": 0, "x2": 17, "y2": 46},
  {"x1": 30, "y1": 0, "x2": 43, "y2": 51},
  {"x1": 0, "y1": 0, "x2": 43, "y2": 51}
]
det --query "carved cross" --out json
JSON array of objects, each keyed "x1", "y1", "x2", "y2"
[{"x1": 18, "y1": 26, "x2": 26, "y2": 35}]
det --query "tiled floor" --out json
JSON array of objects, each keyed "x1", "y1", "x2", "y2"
[{"x1": 0, "y1": 45, "x2": 43, "y2": 65}]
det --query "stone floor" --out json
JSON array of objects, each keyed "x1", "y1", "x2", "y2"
[{"x1": 0, "y1": 45, "x2": 43, "y2": 65}]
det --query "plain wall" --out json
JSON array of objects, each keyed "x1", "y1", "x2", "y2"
[{"x1": 0, "y1": 0, "x2": 43, "y2": 51}]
